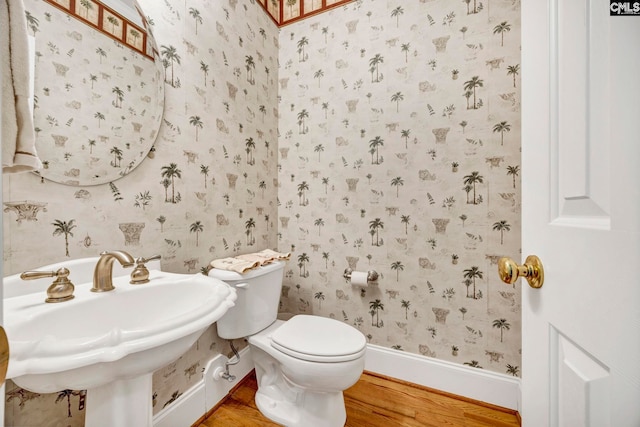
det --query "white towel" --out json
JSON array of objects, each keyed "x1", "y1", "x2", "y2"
[
  {"x1": 210, "y1": 257, "x2": 261, "y2": 274},
  {"x1": 235, "y1": 249, "x2": 291, "y2": 266},
  {"x1": 1, "y1": 0, "x2": 42, "y2": 174}
]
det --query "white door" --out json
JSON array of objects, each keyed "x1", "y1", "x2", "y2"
[
  {"x1": 520, "y1": 0, "x2": 640, "y2": 426},
  {"x1": 0, "y1": 29, "x2": 5, "y2": 427}
]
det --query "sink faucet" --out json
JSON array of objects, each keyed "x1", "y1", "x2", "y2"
[{"x1": 92, "y1": 250, "x2": 135, "y2": 292}]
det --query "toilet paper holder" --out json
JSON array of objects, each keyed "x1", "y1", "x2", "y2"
[{"x1": 343, "y1": 268, "x2": 379, "y2": 283}]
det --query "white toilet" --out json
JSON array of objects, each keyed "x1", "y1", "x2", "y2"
[{"x1": 209, "y1": 260, "x2": 366, "y2": 427}]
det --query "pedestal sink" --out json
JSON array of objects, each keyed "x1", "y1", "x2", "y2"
[{"x1": 3, "y1": 258, "x2": 237, "y2": 427}]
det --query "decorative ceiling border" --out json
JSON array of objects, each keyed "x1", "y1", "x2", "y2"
[
  {"x1": 257, "y1": 0, "x2": 356, "y2": 27},
  {"x1": 42, "y1": 0, "x2": 153, "y2": 60}
]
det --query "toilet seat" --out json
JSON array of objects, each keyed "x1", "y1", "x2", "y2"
[{"x1": 270, "y1": 315, "x2": 366, "y2": 363}]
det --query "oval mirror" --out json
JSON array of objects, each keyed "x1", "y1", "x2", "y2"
[{"x1": 27, "y1": 0, "x2": 164, "y2": 186}]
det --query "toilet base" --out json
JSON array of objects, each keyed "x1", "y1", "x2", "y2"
[
  {"x1": 247, "y1": 319, "x2": 365, "y2": 427},
  {"x1": 255, "y1": 386, "x2": 346, "y2": 427}
]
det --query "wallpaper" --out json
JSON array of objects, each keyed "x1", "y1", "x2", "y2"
[
  {"x1": 277, "y1": 0, "x2": 522, "y2": 376},
  {"x1": 3, "y1": 0, "x2": 521, "y2": 425},
  {"x1": 3, "y1": 0, "x2": 279, "y2": 425}
]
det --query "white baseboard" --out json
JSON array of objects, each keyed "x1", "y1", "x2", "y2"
[
  {"x1": 153, "y1": 343, "x2": 520, "y2": 427},
  {"x1": 364, "y1": 344, "x2": 521, "y2": 410},
  {"x1": 153, "y1": 346, "x2": 254, "y2": 427}
]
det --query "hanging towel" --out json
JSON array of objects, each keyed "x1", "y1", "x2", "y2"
[
  {"x1": 210, "y1": 257, "x2": 261, "y2": 274},
  {"x1": 1, "y1": 0, "x2": 42, "y2": 174}
]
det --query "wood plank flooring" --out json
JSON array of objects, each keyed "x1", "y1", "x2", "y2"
[{"x1": 195, "y1": 371, "x2": 520, "y2": 427}]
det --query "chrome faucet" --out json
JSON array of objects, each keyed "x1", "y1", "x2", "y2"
[{"x1": 92, "y1": 250, "x2": 135, "y2": 292}]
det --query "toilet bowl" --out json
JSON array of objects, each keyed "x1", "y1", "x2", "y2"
[
  {"x1": 209, "y1": 261, "x2": 366, "y2": 427},
  {"x1": 249, "y1": 317, "x2": 366, "y2": 427}
]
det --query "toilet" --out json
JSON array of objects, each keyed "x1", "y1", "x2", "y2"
[{"x1": 209, "y1": 260, "x2": 366, "y2": 427}]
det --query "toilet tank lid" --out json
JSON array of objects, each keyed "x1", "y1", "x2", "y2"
[
  {"x1": 271, "y1": 315, "x2": 366, "y2": 358},
  {"x1": 207, "y1": 260, "x2": 285, "y2": 282}
]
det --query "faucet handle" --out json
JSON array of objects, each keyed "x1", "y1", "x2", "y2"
[
  {"x1": 130, "y1": 255, "x2": 161, "y2": 285},
  {"x1": 20, "y1": 267, "x2": 75, "y2": 303},
  {"x1": 138, "y1": 254, "x2": 161, "y2": 264}
]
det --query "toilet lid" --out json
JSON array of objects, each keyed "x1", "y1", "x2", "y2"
[{"x1": 271, "y1": 315, "x2": 366, "y2": 362}]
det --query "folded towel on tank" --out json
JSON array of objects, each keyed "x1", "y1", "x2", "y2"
[
  {"x1": 255, "y1": 248, "x2": 291, "y2": 261},
  {"x1": 209, "y1": 257, "x2": 260, "y2": 274},
  {"x1": 210, "y1": 249, "x2": 291, "y2": 273},
  {"x1": 236, "y1": 249, "x2": 291, "y2": 266}
]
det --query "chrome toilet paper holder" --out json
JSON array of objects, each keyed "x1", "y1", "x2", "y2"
[{"x1": 343, "y1": 268, "x2": 379, "y2": 283}]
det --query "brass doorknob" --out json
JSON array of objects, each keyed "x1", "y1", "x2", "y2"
[
  {"x1": 498, "y1": 255, "x2": 544, "y2": 288},
  {"x1": 0, "y1": 326, "x2": 8, "y2": 385}
]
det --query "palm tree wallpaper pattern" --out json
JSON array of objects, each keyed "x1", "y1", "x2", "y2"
[
  {"x1": 3, "y1": 0, "x2": 521, "y2": 425},
  {"x1": 4, "y1": 0, "x2": 279, "y2": 425},
  {"x1": 277, "y1": 0, "x2": 522, "y2": 376}
]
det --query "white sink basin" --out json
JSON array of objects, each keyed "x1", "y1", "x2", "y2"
[{"x1": 3, "y1": 257, "x2": 236, "y2": 426}]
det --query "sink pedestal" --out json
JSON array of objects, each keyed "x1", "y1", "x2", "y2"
[{"x1": 86, "y1": 373, "x2": 153, "y2": 427}]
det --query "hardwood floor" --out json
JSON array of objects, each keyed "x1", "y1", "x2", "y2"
[{"x1": 195, "y1": 371, "x2": 520, "y2": 427}]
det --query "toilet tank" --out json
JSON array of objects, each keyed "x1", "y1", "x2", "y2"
[{"x1": 208, "y1": 261, "x2": 285, "y2": 339}]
